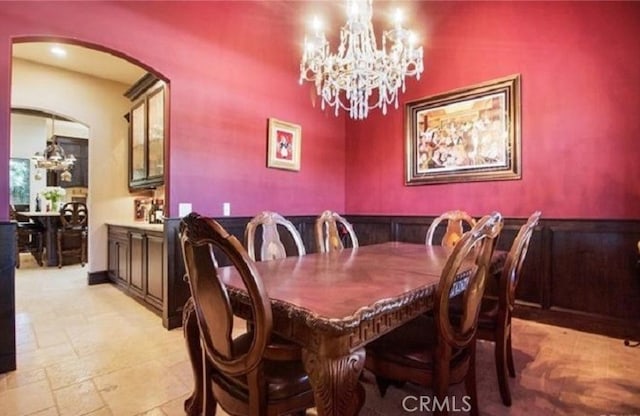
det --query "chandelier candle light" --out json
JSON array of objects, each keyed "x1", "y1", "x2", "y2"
[
  {"x1": 299, "y1": 0, "x2": 424, "y2": 119},
  {"x1": 31, "y1": 115, "x2": 76, "y2": 182}
]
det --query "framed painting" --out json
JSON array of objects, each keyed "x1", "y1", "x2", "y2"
[
  {"x1": 10, "y1": 157, "x2": 30, "y2": 206},
  {"x1": 405, "y1": 74, "x2": 521, "y2": 185},
  {"x1": 267, "y1": 118, "x2": 301, "y2": 171}
]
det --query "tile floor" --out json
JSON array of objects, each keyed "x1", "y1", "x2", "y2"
[{"x1": 1, "y1": 255, "x2": 639, "y2": 415}]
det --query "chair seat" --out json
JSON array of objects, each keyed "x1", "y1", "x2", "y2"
[
  {"x1": 367, "y1": 315, "x2": 468, "y2": 371},
  {"x1": 214, "y1": 333, "x2": 311, "y2": 401}
]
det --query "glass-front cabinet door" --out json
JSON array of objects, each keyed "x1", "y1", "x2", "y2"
[
  {"x1": 130, "y1": 100, "x2": 146, "y2": 183},
  {"x1": 146, "y1": 87, "x2": 164, "y2": 179},
  {"x1": 128, "y1": 84, "x2": 165, "y2": 190}
]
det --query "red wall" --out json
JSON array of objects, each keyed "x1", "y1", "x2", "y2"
[
  {"x1": 2, "y1": 2, "x2": 639, "y2": 221},
  {"x1": 345, "y1": 1, "x2": 640, "y2": 219},
  {"x1": 0, "y1": 1, "x2": 346, "y2": 219}
]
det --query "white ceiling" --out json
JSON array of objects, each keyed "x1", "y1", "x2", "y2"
[{"x1": 13, "y1": 42, "x2": 147, "y2": 86}]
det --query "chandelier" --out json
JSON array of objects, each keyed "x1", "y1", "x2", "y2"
[
  {"x1": 32, "y1": 116, "x2": 75, "y2": 182},
  {"x1": 299, "y1": 0, "x2": 424, "y2": 120}
]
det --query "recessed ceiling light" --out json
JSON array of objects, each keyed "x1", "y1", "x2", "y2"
[{"x1": 50, "y1": 46, "x2": 67, "y2": 57}]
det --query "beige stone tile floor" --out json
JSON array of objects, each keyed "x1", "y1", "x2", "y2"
[{"x1": 1, "y1": 254, "x2": 640, "y2": 415}]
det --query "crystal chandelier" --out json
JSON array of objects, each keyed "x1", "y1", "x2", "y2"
[
  {"x1": 299, "y1": 0, "x2": 424, "y2": 120},
  {"x1": 31, "y1": 116, "x2": 75, "y2": 182}
]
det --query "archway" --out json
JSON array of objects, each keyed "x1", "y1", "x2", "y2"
[{"x1": 3, "y1": 37, "x2": 170, "y2": 373}]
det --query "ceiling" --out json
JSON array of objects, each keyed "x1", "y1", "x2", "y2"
[{"x1": 13, "y1": 42, "x2": 147, "y2": 86}]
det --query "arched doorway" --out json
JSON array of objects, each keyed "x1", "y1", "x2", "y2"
[{"x1": 3, "y1": 38, "x2": 170, "y2": 373}]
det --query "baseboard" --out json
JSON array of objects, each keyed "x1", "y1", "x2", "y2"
[{"x1": 87, "y1": 270, "x2": 110, "y2": 285}]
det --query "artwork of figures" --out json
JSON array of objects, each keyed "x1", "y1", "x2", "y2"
[
  {"x1": 276, "y1": 130, "x2": 294, "y2": 161},
  {"x1": 405, "y1": 75, "x2": 521, "y2": 185},
  {"x1": 267, "y1": 118, "x2": 301, "y2": 171},
  {"x1": 416, "y1": 94, "x2": 507, "y2": 173}
]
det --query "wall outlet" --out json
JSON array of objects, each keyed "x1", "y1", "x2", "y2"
[{"x1": 223, "y1": 202, "x2": 231, "y2": 216}]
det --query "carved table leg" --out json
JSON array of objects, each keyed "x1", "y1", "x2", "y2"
[
  {"x1": 183, "y1": 298, "x2": 203, "y2": 416},
  {"x1": 302, "y1": 348, "x2": 365, "y2": 416}
]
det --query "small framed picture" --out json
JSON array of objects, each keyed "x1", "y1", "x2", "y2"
[
  {"x1": 134, "y1": 198, "x2": 149, "y2": 222},
  {"x1": 267, "y1": 118, "x2": 301, "y2": 171}
]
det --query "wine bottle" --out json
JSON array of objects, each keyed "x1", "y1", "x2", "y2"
[
  {"x1": 35, "y1": 193, "x2": 41, "y2": 212},
  {"x1": 148, "y1": 199, "x2": 156, "y2": 223}
]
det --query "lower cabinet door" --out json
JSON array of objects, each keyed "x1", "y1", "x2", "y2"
[
  {"x1": 145, "y1": 233, "x2": 164, "y2": 309},
  {"x1": 129, "y1": 232, "x2": 145, "y2": 298}
]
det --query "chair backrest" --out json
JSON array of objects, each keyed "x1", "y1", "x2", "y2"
[
  {"x1": 500, "y1": 211, "x2": 541, "y2": 312},
  {"x1": 435, "y1": 212, "x2": 503, "y2": 349},
  {"x1": 180, "y1": 212, "x2": 272, "y2": 376},
  {"x1": 426, "y1": 210, "x2": 476, "y2": 248},
  {"x1": 244, "y1": 211, "x2": 306, "y2": 261},
  {"x1": 315, "y1": 210, "x2": 359, "y2": 253},
  {"x1": 59, "y1": 202, "x2": 88, "y2": 229}
]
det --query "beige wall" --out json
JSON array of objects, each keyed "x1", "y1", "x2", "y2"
[{"x1": 11, "y1": 58, "x2": 137, "y2": 272}]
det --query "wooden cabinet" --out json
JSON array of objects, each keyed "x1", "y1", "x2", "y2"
[
  {"x1": 107, "y1": 225, "x2": 164, "y2": 314},
  {"x1": 46, "y1": 136, "x2": 88, "y2": 188},
  {"x1": 128, "y1": 85, "x2": 165, "y2": 190},
  {"x1": 129, "y1": 231, "x2": 146, "y2": 298},
  {"x1": 107, "y1": 226, "x2": 128, "y2": 285},
  {"x1": 146, "y1": 233, "x2": 164, "y2": 309}
]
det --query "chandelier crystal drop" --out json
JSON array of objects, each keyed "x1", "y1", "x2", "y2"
[{"x1": 299, "y1": 0, "x2": 424, "y2": 120}]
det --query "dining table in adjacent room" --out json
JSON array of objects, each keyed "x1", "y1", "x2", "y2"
[
  {"x1": 18, "y1": 211, "x2": 61, "y2": 267},
  {"x1": 183, "y1": 241, "x2": 506, "y2": 416}
]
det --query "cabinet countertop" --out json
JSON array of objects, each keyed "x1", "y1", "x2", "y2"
[{"x1": 107, "y1": 222, "x2": 164, "y2": 233}]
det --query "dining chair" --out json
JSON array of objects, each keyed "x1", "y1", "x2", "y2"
[
  {"x1": 476, "y1": 211, "x2": 541, "y2": 405},
  {"x1": 364, "y1": 212, "x2": 503, "y2": 416},
  {"x1": 624, "y1": 241, "x2": 640, "y2": 348},
  {"x1": 244, "y1": 211, "x2": 306, "y2": 261},
  {"x1": 179, "y1": 213, "x2": 315, "y2": 416},
  {"x1": 315, "y1": 210, "x2": 359, "y2": 253},
  {"x1": 10, "y1": 204, "x2": 44, "y2": 268},
  {"x1": 426, "y1": 210, "x2": 476, "y2": 248},
  {"x1": 56, "y1": 202, "x2": 88, "y2": 268}
]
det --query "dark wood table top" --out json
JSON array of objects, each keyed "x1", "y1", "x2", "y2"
[{"x1": 219, "y1": 241, "x2": 479, "y2": 330}]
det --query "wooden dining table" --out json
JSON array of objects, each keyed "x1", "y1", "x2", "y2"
[
  {"x1": 185, "y1": 241, "x2": 505, "y2": 416},
  {"x1": 17, "y1": 211, "x2": 61, "y2": 267}
]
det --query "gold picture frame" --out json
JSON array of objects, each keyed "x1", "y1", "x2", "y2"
[
  {"x1": 405, "y1": 74, "x2": 521, "y2": 185},
  {"x1": 267, "y1": 118, "x2": 301, "y2": 171}
]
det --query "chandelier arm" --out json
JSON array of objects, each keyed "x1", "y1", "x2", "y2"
[{"x1": 299, "y1": 0, "x2": 424, "y2": 119}]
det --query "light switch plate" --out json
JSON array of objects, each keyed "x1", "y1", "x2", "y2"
[
  {"x1": 223, "y1": 202, "x2": 231, "y2": 216},
  {"x1": 178, "y1": 203, "x2": 192, "y2": 217}
]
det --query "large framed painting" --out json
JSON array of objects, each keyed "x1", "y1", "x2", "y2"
[
  {"x1": 10, "y1": 158, "x2": 30, "y2": 206},
  {"x1": 405, "y1": 74, "x2": 521, "y2": 185},
  {"x1": 267, "y1": 118, "x2": 301, "y2": 171}
]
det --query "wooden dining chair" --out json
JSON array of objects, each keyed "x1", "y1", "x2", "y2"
[
  {"x1": 364, "y1": 212, "x2": 503, "y2": 416},
  {"x1": 315, "y1": 210, "x2": 359, "y2": 253},
  {"x1": 624, "y1": 241, "x2": 640, "y2": 348},
  {"x1": 426, "y1": 210, "x2": 476, "y2": 248},
  {"x1": 10, "y1": 204, "x2": 44, "y2": 268},
  {"x1": 244, "y1": 211, "x2": 306, "y2": 261},
  {"x1": 475, "y1": 211, "x2": 541, "y2": 406},
  {"x1": 179, "y1": 213, "x2": 315, "y2": 416},
  {"x1": 57, "y1": 202, "x2": 88, "y2": 268}
]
